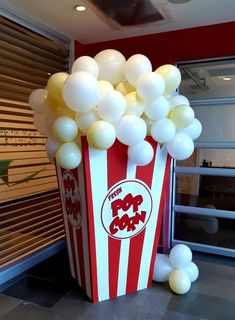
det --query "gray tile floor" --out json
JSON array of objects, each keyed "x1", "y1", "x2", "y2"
[{"x1": 0, "y1": 251, "x2": 234, "y2": 320}]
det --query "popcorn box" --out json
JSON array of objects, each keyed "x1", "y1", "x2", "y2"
[{"x1": 56, "y1": 136, "x2": 171, "y2": 302}]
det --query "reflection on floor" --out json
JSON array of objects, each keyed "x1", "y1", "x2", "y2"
[{"x1": 0, "y1": 250, "x2": 235, "y2": 320}]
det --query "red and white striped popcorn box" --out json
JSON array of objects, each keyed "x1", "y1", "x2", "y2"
[{"x1": 56, "y1": 136, "x2": 172, "y2": 302}]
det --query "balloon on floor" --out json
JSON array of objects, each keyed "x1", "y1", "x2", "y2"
[{"x1": 153, "y1": 244, "x2": 199, "y2": 294}]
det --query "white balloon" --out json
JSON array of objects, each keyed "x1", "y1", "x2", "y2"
[
  {"x1": 98, "y1": 80, "x2": 114, "y2": 96},
  {"x1": 167, "y1": 133, "x2": 194, "y2": 160},
  {"x1": 128, "y1": 140, "x2": 154, "y2": 166},
  {"x1": 184, "y1": 262, "x2": 199, "y2": 282},
  {"x1": 177, "y1": 118, "x2": 202, "y2": 140},
  {"x1": 144, "y1": 96, "x2": 171, "y2": 121},
  {"x1": 116, "y1": 115, "x2": 147, "y2": 146},
  {"x1": 153, "y1": 254, "x2": 173, "y2": 282},
  {"x1": 53, "y1": 116, "x2": 78, "y2": 142},
  {"x1": 151, "y1": 119, "x2": 176, "y2": 143},
  {"x1": 137, "y1": 72, "x2": 165, "y2": 101},
  {"x1": 45, "y1": 138, "x2": 61, "y2": 164},
  {"x1": 72, "y1": 56, "x2": 99, "y2": 78},
  {"x1": 168, "y1": 94, "x2": 190, "y2": 109},
  {"x1": 28, "y1": 89, "x2": 48, "y2": 113},
  {"x1": 63, "y1": 71, "x2": 100, "y2": 113},
  {"x1": 169, "y1": 244, "x2": 192, "y2": 268},
  {"x1": 141, "y1": 113, "x2": 154, "y2": 136},
  {"x1": 75, "y1": 110, "x2": 100, "y2": 133},
  {"x1": 56, "y1": 142, "x2": 82, "y2": 169},
  {"x1": 125, "y1": 91, "x2": 145, "y2": 117},
  {"x1": 97, "y1": 90, "x2": 126, "y2": 122},
  {"x1": 124, "y1": 54, "x2": 152, "y2": 87},
  {"x1": 94, "y1": 49, "x2": 126, "y2": 85}
]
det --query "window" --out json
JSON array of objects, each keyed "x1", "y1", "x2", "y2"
[
  {"x1": 172, "y1": 58, "x2": 235, "y2": 257},
  {"x1": 0, "y1": 15, "x2": 70, "y2": 270}
]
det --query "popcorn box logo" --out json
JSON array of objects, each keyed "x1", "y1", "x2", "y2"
[
  {"x1": 101, "y1": 180, "x2": 153, "y2": 239},
  {"x1": 62, "y1": 171, "x2": 82, "y2": 229}
]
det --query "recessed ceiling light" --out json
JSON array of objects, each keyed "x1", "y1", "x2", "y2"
[
  {"x1": 222, "y1": 77, "x2": 232, "y2": 81},
  {"x1": 168, "y1": 0, "x2": 191, "y2": 4},
  {"x1": 74, "y1": 5, "x2": 87, "y2": 12}
]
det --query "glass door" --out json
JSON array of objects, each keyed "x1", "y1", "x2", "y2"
[{"x1": 171, "y1": 58, "x2": 235, "y2": 257}]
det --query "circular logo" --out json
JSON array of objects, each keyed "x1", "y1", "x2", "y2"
[
  {"x1": 101, "y1": 180, "x2": 152, "y2": 239},
  {"x1": 62, "y1": 171, "x2": 82, "y2": 229}
]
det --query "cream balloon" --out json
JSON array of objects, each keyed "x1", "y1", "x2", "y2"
[
  {"x1": 169, "y1": 105, "x2": 195, "y2": 129},
  {"x1": 97, "y1": 90, "x2": 126, "y2": 122},
  {"x1": 155, "y1": 64, "x2": 181, "y2": 95},
  {"x1": 53, "y1": 116, "x2": 78, "y2": 142},
  {"x1": 56, "y1": 104, "x2": 76, "y2": 118},
  {"x1": 63, "y1": 71, "x2": 100, "y2": 113},
  {"x1": 125, "y1": 91, "x2": 145, "y2": 117},
  {"x1": 124, "y1": 54, "x2": 152, "y2": 87},
  {"x1": 151, "y1": 119, "x2": 176, "y2": 143},
  {"x1": 75, "y1": 110, "x2": 100, "y2": 133},
  {"x1": 56, "y1": 142, "x2": 82, "y2": 169},
  {"x1": 167, "y1": 133, "x2": 194, "y2": 160},
  {"x1": 45, "y1": 137, "x2": 61, "y2": 164},
  {"x1": 144, "y1": 96, "x2": 171, "y2": 121},
  {"x1": 98, "y1": 80, "x2": 114, "y2": 96},
  {"x1": 28, "y1": 89, "x2": 48, "y2": 113},
  {"x1": 116, "y1": 115, "x2": 147, "y2": 146},
  {"x1": 115, "y1": 81, "x2": 135, "y2": 96},
  {"x1": 184, "y1": 262, "x2": 199, "y2": 282},
  {"x1": 136, "y1": 72, "x2": 165, "y2": 101},
  {"x1": 47, "y1": 72, "x2": 68, "y2": 103},
  {"x1": 33, "y1": 113, "x2": 49, "y2": 136},
  {"x1": 94, "y1": 49, "x2": 126, "y2": 85},
  {"x1": 168, "y1": 94, "x2": 190, "y2": 109},
  {"x1": 177, "y1": 118, "x2": 202, "y2": 140},
  {"x1": 87, "y1": 121, "x2": 116, "y2": 150},
  {"x1": 128, "y1": 140, "x2": 154, "y2": 166},
  {"x1": 169, "y1": 244, "x2": 192, "y2": 268},
  {"x1": 153, "y1": 254, "x2": 173, "y2": 282},
  {"x1": 169, "y1": 269, "x2": 191, "y2": 295},
  {"x1": 72, "y1": 56, "x2": 99, "y2": 78}
]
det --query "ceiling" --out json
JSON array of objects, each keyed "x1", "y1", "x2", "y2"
[{"x1": 1, "y1": 0, "x2": 235, "y2": 44}]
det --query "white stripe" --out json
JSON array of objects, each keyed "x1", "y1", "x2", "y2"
[
  {"x1": 117, "y1": 159, "x2": 136, "y2": 297},
  {"x1": 73, "y1": 228, "x2": 81, "y2": 285},
  {"x1": 137, "y1": 144, "x2": 168, "y2": 290},
  {"x1": 78, "y1": 163, "x2": 91, "y2": 299},
  {"x1": 56, "y1": 166, "x2": 75, "y2": 278},
  {"x1": 88, "y1": 147, "x2": 109, "y2": 301}
]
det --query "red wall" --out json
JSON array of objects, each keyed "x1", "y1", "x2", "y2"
[{"x1": 75, "y1": 22, "x2": 235, "y2": 68}]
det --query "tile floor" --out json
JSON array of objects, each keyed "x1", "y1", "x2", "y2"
[{"x1": 0, "y1": 250, "x2": 234, "y2": 320}]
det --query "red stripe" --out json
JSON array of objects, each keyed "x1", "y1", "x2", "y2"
[
  {"x1": 163, "y1": 180, "x2": 170, "y2": 254},
  {"x1": 68, "y1": 223, "x2": 78, "y2": 280},
  {"x1": 71, "y1": 167, "x2": 87, "y2": 291},
  {"x1": 107, "y1": 140, "x2": 128, "y2": 299},
  {"x1": 81, "y1": 137, "x2": 98, "y2": 302},
  {"x1": 147, "y1": 155, "x2": 172, "y2": 287},
  {"x1": 56, "y1": 166, "x2": 76, "y2": 280},
  {"x1": 76, "y1": 228, "x2": 86, "y2": 290},
  {"x1": 126, "y1": 137, "x2": 158, "y2": 294}
]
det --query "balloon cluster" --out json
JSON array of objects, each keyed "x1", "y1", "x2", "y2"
[
  {"x1": 153, "y1": 244, "x2": 199, "y2": 294},
  {"x1": 28, "y1": 49, "x2": 202, "y2": 170}
]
